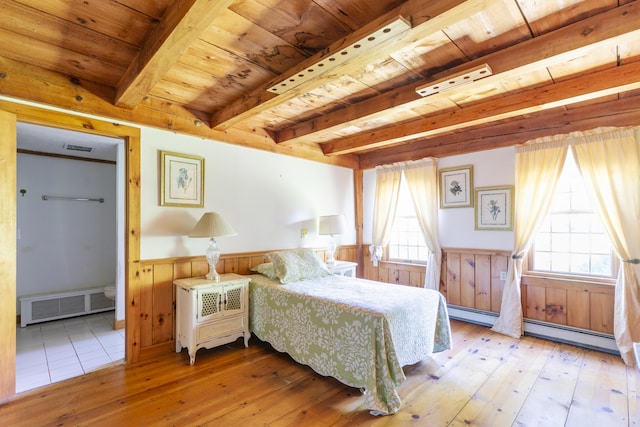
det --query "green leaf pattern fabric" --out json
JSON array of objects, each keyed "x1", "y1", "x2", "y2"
[{"x1": 249, "y1": 274, "x2": 452, "y2": 415}]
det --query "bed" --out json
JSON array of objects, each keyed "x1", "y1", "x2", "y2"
[{"x1": 248, "y1": 249, "x2": 452, "y2": 415}]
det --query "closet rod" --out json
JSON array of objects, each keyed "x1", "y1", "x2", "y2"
[{"x1": 42, "y1": 195, "x2": 104, "y2": 203}]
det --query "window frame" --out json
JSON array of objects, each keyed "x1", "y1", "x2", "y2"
[
  {"x1": 523, "y1": 250, "x2": 618, "y2": 286},
  {"x1": 523, "y1": 152, "x2": 618, "y2": 286},
  {"x1": 383, "y1": 173, "x2": 428, "y2": 265},
  {"x1": 384, "y1": 214, "x2": 428, "y2": 265}
]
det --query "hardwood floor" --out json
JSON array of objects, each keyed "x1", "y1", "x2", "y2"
[{"x1": 1, "y1": 320, "x2": 637, "y2": 426}]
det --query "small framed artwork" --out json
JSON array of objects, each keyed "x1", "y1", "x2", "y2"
[
  {"x1": 439, "y1": 165, "x2": 473, "y2": 208},
  {"x1": 160, "y1": 151, "x2": 204, "y2": 207},
  {"x1": 474, "y1": 186, "x2": 514, "y2": 231}
]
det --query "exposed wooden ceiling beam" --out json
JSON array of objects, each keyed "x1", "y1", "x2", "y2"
[
  {"x1": 324, "y1": 60, "x2": 640, "y2": 155},
  {"x1": 114, "y1": 0, "x2": 235, "y2": 109},
  {"x1": 210, "y1": 0, "x2": 500, "y2": 130},
  {"x1": 358, "y1": 94, "x2": 640, "y2": 169},
  {"x1": 0, "y1": 55, "x2": 358, "y2": 169},
  {"x1": 276, "y1": 1, "x2": 640, "y2": 145}
]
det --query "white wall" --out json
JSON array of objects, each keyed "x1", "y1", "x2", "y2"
[
  {"x1": 16, "y1": 154, "x2": 117, "y2": 303},
  {"x1": 139, "y1": 128, "x2": 356, "y2": 260},
  {"x1": 363, "y1": 147, "x2": 515, "y2": 252}
]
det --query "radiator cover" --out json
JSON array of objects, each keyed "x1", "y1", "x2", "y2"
[{"x1": 19, "y1": 288, "x2": 115, "y2": 327}]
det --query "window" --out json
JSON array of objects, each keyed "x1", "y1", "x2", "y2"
[
  {"x1": 387, "y1": 174, "x2": 429, "y2": 263},
  {"x1": 530, "y1": 150, "x2": 615, "y2": 279}
]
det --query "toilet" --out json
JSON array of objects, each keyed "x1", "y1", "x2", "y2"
[{"x1": 104, "y1": 284, "x2": 116, "y2": 300}]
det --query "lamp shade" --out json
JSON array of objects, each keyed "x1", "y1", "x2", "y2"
[
  {"x1": 189, "y1": 212, "x2": 237, "y2": 238},
  {"x1": 319, "y1": 214, "x2": 346, "y2": 236}
]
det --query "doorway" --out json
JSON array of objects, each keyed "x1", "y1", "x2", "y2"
[
  {"x1": 15, "y1": 122, "x2": 126, "y2": 392},
  {"x1": 0, "y1": 99, "x2": 141, "y2": 402}
]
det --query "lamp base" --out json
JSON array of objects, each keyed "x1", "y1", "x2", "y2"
[
  {"x1": 327, "y1": 235, "x2": 337, "y2": 265},
  {"x1": 205, "y1": 270, "x2": 220, "y2": 282},
  {"x1": 205, "y1": 238, "x2": 221, "y2": 282}
]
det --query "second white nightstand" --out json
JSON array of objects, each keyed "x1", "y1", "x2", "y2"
[{"x1": 326, "y1": 260, "x2": 358, "y2": 277}]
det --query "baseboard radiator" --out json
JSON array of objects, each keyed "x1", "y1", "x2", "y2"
[
  {"x1": 447, "y1": 305, "x2": 619, "y2": 355},
  {"x1": 19, "y1": 287, "x2": 115, "y2": 327}
]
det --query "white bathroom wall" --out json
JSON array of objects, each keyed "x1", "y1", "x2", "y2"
[
  {"x1": 139, "y1": 127, "x2": 356, "y2": 260},
  {"x1": 362, "y1": 147, "x2": 515, "y2": 251},
  {"x1": 16, "y1": 154, "x2": 117, "y2": 307}
]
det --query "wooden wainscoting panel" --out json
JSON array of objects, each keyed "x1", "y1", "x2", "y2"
[
  {"x1": 439, "y1": 249, "x2": 509, "y2": 312},
  {"x1": 409, "y1": 268, "x2": 424, "y2": 287},
  {"x1": 173, "y1": 261, "x2": 193, "y2": 281},
  {"x1": 446, "y1": 252, "x2": 461, "y2": 306},
  {"x1": 490, "y1": 255, "x2": 508, "y2": 312},
  {"x1": 398, "y1": 269, "x2": 410, "y2": 285},
  {"x1": 460, "y1": 252, "x2": 476, "y2": 308},
  {"x1": 526, "y1": 285, "x2": 547, "y2": 321},
  {"x1": 475, "y1": 254, "x2": 491, "y2": 311},
  {"x1": 545, "y1": 287, "x2": 567, "y2": 325},
  {"x1": 152, "y1": 263, "x2": 175, "y2": 345},
  {"x1": 139, "y1": 263, "x2": 154, "y2": 349},
  {"x1": 522, "y1": 275, "x2": 615, "y2": 335},
  {"x1": 590, "y1": 292, "x2": 615, "y2": 334},
  {"x1": 193, "y1": 259, "x2": 209, "y2": 277},
  {"x1": 566, "y1": 288, "x2": 591, "y2": 330}
]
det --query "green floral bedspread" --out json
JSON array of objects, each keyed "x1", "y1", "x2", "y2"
[{"x1": 248, "y1": 274, "x2": 452, "y2": 415}]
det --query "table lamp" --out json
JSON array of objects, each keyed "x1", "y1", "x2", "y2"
[
  {"x1": 189, "y1": 212, "x2": 237, "y2": 281},
  {"x1": 319, "y1": 214, "x2": 346, "y2": 265}
]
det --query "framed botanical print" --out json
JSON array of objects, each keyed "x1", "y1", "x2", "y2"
[
  {"x1": 474, "y1": 185, "x2": 514, "y2": 230},
  {"x1": 439, "y1": 165, "x2": 473, "y2": 208},
  {"x1": 160, "y1": 151, "x2": 204, "y2": 207}
]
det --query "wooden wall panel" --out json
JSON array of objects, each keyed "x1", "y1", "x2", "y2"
[
  {"x1": 475, "y1": 254, "x2": 491, "y2": 311},
  {"x1": 409, "y1": 269, "x2": 423, "y2": 287},
  {"x1": 526, "y1": 285, "x2": 547, "y2": 321},
  {"x1": 446, "y1": 253, "x2": 461, "y2": 305},
  {"x1": 152, "y1": 264, "x2": 174, "y2": 345},
  {"x1": 590, "y1": 292, "x2": 615, "y2": 333},
  {"x1": 566, "y1": 288, "x2": 590, "y2": 329},
  {"x1": 139, "y1": 264, "x2": 154, "y2": 349},
  {"x1": 173, "y1": 261, "x2": 193, "y2": 280},
  {"x1": 545, "y1": 287, "x2": 567, "y2": 325},
  {"x1": 460, "y1": 253, "x2": 476, "y2": 308},
  {"x1": 363, "y1": 247, "x2": 614, "y2": 336},
  {"x1": 490, "y1": 255, "x2": 507, "y2": 312}
]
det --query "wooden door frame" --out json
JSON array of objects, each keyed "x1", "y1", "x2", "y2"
[
  {"x1": 0, "y1": 109, "x2": 17, "y2": 402},
  {"x1": 0, "y1": 100, "x2": 142, "y2": 401}
]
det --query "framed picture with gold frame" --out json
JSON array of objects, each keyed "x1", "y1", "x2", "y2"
[
  {"x1": 474, "y1": 185, "x2": 514, "y2": 230},
  {"x1": 160, "y1": 151, "x2": 204, "y2": 207},
  {"x1": 439, "y1": 165, "x2": 473, "y2": 208}
]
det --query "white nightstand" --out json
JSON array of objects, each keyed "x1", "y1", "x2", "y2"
[
  {"x1": 174, "y1": 273, "x2": 250, "y2": 365},
  {"x1": 326, "y1": 261, "x2": 358, "y2": 277}
]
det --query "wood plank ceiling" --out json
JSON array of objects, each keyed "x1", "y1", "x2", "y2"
[{"x1": 1, "y1": 0, "x2": 639, "y2": 169}]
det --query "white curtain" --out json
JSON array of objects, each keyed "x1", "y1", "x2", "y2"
[
  {"x1": 491, "y1": 138, "x2": 568, "y2": 338},
  {"x1": 370, "y1": 164, "x2": 402, "y2": 266},
  {"x1": 571, "y1": 127, "x2": 640, "y2": 366},
  {"x1": 404, "y1": 158, "x2": 441, "y2": 290}
]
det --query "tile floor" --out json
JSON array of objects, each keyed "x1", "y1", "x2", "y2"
[{"x1": 15, "y1": 311, "x2": 125, "y2": 393}]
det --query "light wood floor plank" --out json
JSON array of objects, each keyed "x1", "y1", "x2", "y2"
[
  {"x1": 448, "y1": 335, "x2": 556, "y2": 426},
  {"x1": 566, "y1": 350, "x2": 632, "y2": 426},
  {"x1": 0, "y1": 320, "x2": 635, "y2": 427},
  {"x1": 514, "y1": 342, "x2": 586, "y2": 426}
]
